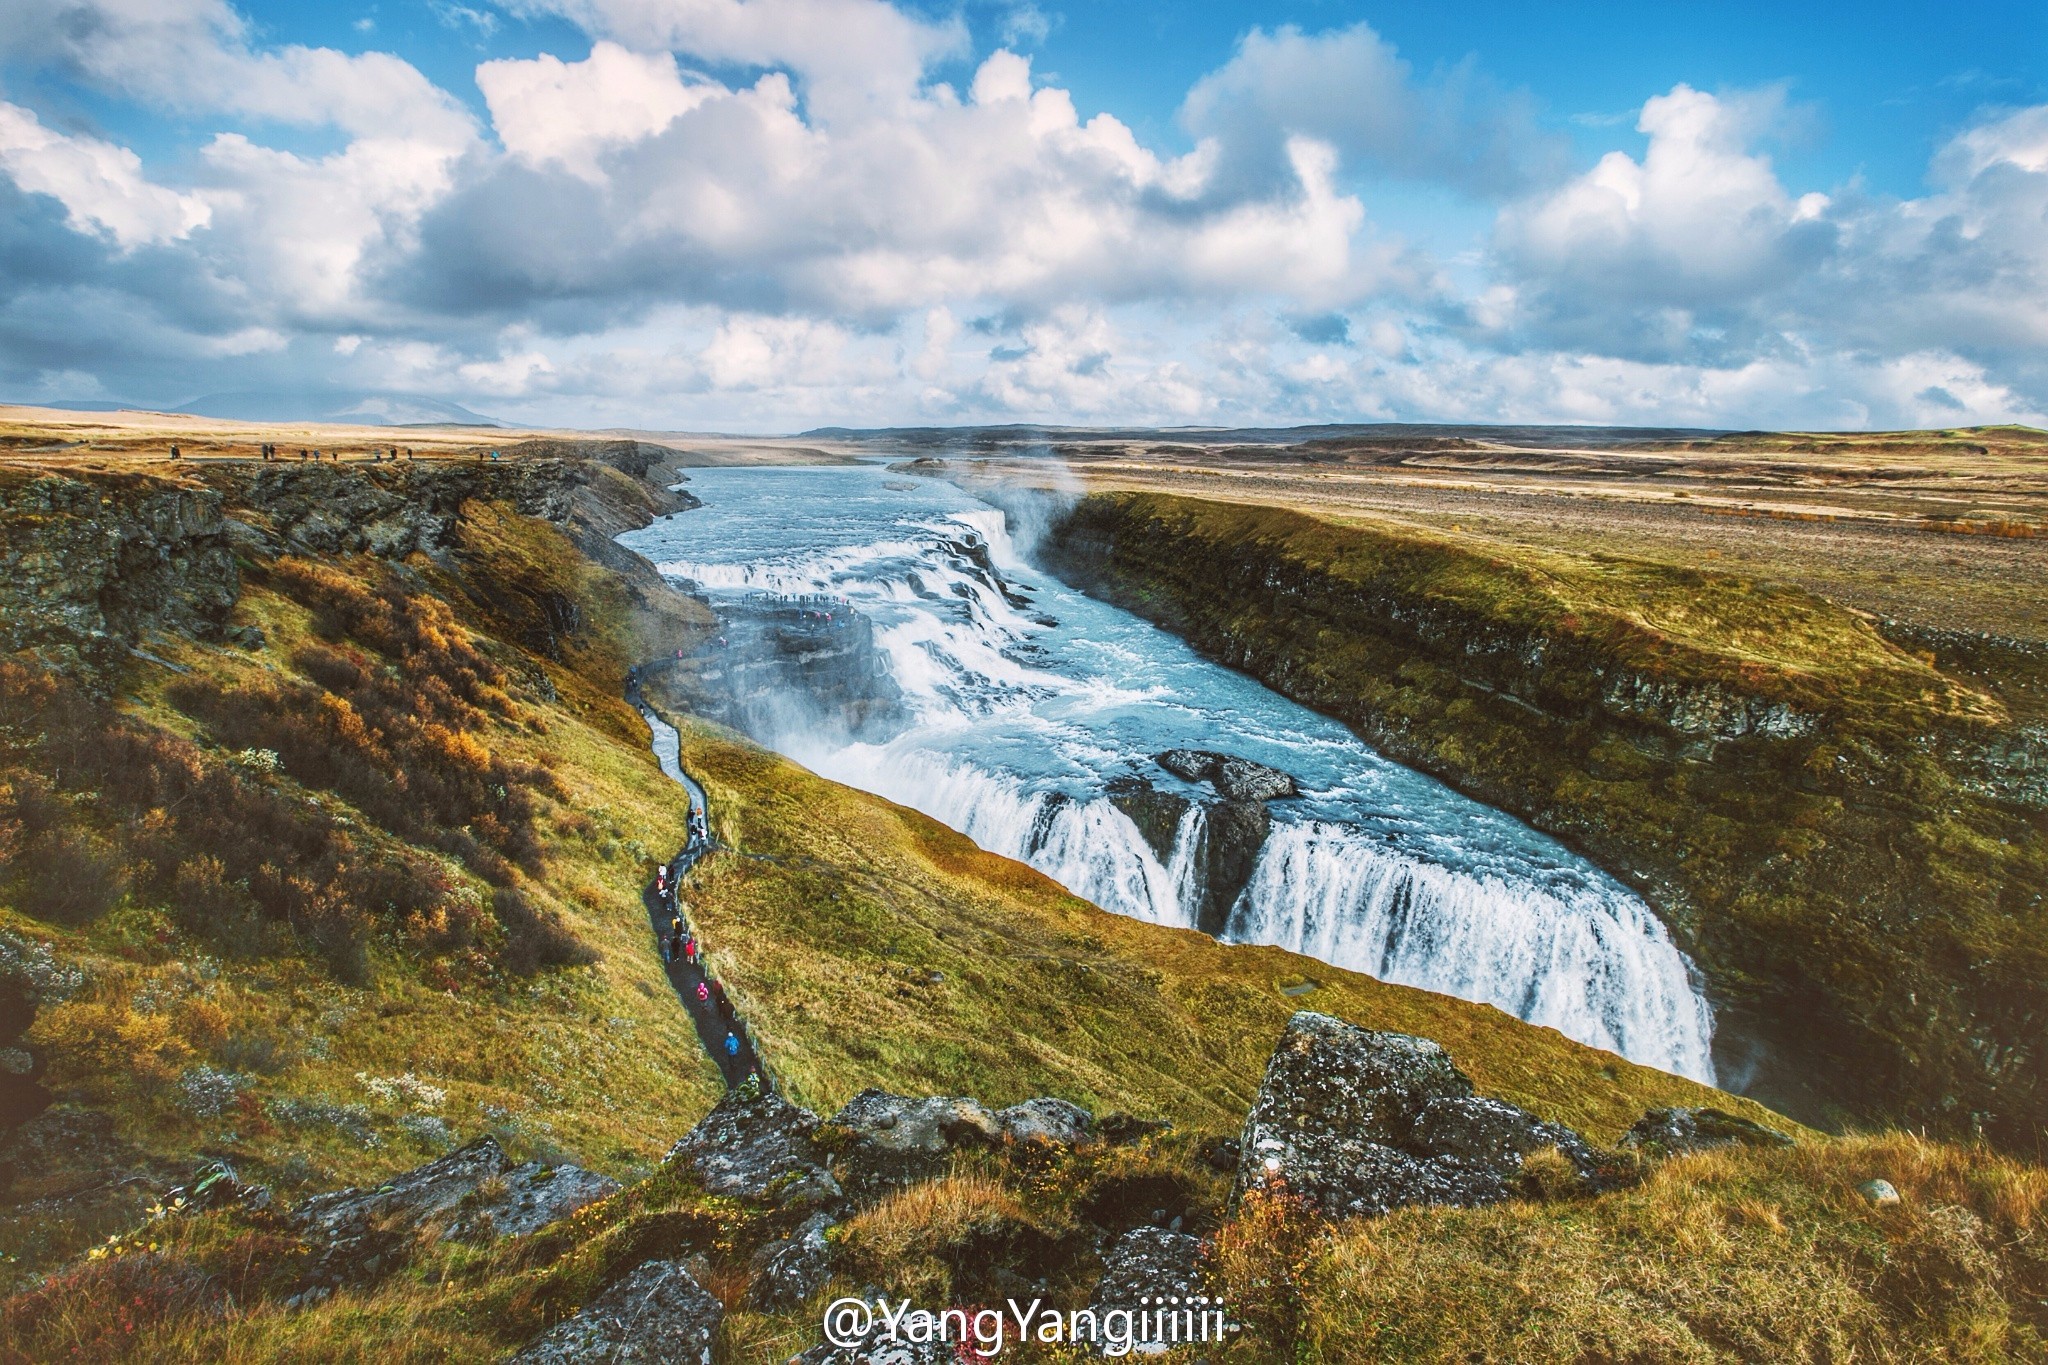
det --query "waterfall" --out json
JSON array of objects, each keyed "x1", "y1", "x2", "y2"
[
  {"x1": 625, "y1": 465, "x2": 1719, "y2": 1083},
  {"x1": 1164, "y1": 803, "x2": 1208, "y2": 916},
  {"x1": 1227, "y1": 822, "x2": 1715, "y2": 1081},
  {"x1": 811, "y1": 745, "x2": 1195, "y2": 928}
]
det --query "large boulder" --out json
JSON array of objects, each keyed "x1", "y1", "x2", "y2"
[
  {"x1": 1155, "y1": 749, "x2": 1299, "y2": 802},
  {"x1": 823, "y1": 1090, "x2": 1002, "y2": 1198},
  {"x1": 747, "y1": 1212, "x2": 835, "y2": 1311},
  {"x1": 996, "y1": 1097, "x2": 1094, "y2": 1148},
  {"x1": 1087, "y1": 1226, "x2": 1208, "y2": 1353},
  {"x1": 1235, "y1": 1013, "x2": 1604, "y2": 1219},
  {"x1": 445, "y1": 1161, "x2": 620, "y2": 1242},
  {"x1": 1620, "y1": 1106, "x2": 1794, "y2": 1156},
  {"x1": 512, "y1": 1258, "x2": 722, "y2": 1364},
  {"x1": 668, "y1": 1089, "x2": 840, "y2": 1207},
  {"x1": 293, "y1": 1136, "x2": 509, "y2": 1290},
  {"x1": 797, "y1": 1334, "x2": 955, "y2": 1364}
]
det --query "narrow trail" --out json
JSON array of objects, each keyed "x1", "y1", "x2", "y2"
[{"x1": 628, "y1": 670, "x2": 767, "y2": 1093}]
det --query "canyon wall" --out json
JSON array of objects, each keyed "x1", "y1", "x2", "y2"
[{"x1": 1042, "y1": 491, "x2": 2048, "y2": 1147}]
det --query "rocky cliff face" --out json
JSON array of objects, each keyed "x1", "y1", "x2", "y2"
[
  {"x1": 646, "y1": 600, "x2": 905, "y2": 746},
  {"x1": 0, "y1": 456, "x2": 700, "y2": 692},
  {"x1": 1043, "y1": 492, "x2": 2048, "y2": 1151},
  {"x1": 0, "y1": 470, "x2": 240, "y2": 686},
  {"x1": 1106, "y1": 750, "x2": 1302, "y2": 935}
]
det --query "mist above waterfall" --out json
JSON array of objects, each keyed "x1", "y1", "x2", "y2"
[{"x1": 622, "y1": 464, "x2": 1716, "y2": 1083}]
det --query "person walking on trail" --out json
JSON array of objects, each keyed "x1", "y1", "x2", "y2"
[
  {"x1": 724, "y1": 1031, "x2": 740, "y2": 1059},
  {"x1": 695, "y1": 980, "x2": 710, "y2": 1005}
]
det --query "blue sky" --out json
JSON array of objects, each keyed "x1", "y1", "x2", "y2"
[{"x1": 1, "y1": 0, "x2": 2044, "y2": 429}]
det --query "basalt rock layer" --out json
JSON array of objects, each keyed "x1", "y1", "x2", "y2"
[
  {"x1": 0, "y1": 457, "x2": 705, "y2": 691},
  {"x1": 1042, "y1": 491, "x2": 2048, "y2": 1149}
]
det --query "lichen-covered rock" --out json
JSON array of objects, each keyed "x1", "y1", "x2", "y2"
[
  {"x1": 996, "y1": 1097, "x2": 1094, "y2": 1148},
  {"x1": 1620, "y1": 1106, "x2": 1794, "y2": 1156},
  {"x1": 292, "y1": 1136, "x2": 510, "y2": 1289},
  {"x1": 1409, "y1": 1095, "x2": 1603, "y2": 1183},
  {"x1": 747, "y1": 1212, "x2": 834, "y2": 1310},
  {"x1": 1087, "y1": 1226, "x2": 1207, "y2": 1344},
  {"x1": 1155, "y1": 749, "x2": 1300, "y2": 801},
  {"x1": 1235, "y1": 1013, "x2": 1606, "y2": 1219},
  {"x1": 446, "y1": 1161, "x2": 620, "y2": 1241},
  {"x1": 797, "y1": 1333, "x2": 956, "y2": 1364},
  {"x1": 511, "y1": 1258, "x2": 721, "y2": 1364},
  {"x1": 824, "y1": 1090, "x2": 1002, "y2": 1198},
  {"x1": 666, "y1": 1089, "x2": 838, "y2": 1206}
]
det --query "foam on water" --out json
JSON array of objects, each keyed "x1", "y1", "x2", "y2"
[{"x1": 623, "y1": 465, "x2": 1716, "y2": 1082}]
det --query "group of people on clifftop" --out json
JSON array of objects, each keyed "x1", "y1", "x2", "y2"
[{"x1": 168, "y1": 443, "x2": 421, "y2": 462}]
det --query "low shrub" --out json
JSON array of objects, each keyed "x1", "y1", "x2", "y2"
[{"x1": 491, "y1": 887, "x2": 596, "y2": 976}]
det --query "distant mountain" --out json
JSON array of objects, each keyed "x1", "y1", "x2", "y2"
[
  {"x1": 801, "y1": 422, "x2": 1730, "y2": 449},
  {"x1": 17, "y1": 399, "x2": 146, "y2": 413},
  {"x1": 175, "y1": 390, "x2": 505, "y2": 427}
]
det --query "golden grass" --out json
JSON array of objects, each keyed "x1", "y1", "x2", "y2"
[
  {"x1": 1287, "y1": 1133, "x2": 2048, "y2": 1363},
  {"x1": 838, "y1": 1169, "x2": 1035, "y2": 1299}
]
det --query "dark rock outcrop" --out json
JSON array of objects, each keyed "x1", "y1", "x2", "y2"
[
  {"x1": 1144, "y1": 749, "x2": 1299, "y2": 934},
  {"x1": 512, "y1": 1258, "x2": 722, "y2": 1364},
  {"x1": 1195, "y1": 799, "x2": 1270, "y2": 936},
  {"x1": 666, "y1": 1089, "x2": 840, "y2": 1207},
  {"x1": 1620, "y1": 1106, "x2": 1794, "y2": 1156},
  {"x1": 1087, "y1": 1226, "x2": 1207, "y2": 1352},
  {"x1": 445, "y1": 1161, "x2": 620, "y2": 1242},
  {"x1": 823, "y1": 1090, "x2": 1003, "y2": 1198},
  {"x1": 747, "y1": 1211, "x2": 834, "y2": 1310},
  {"x1": 1156, "y1": 749, "x2": 1300, "y2": 802},
  {"x1": 292, "y1": 1136, "x2": 512, "y2": 1290},
  {"x1": 996, "y1": 1097, "x2": 1093, "y2": 1147},
  {"x1": 1235, "y1": 1012, "x2": 1605, "y2": 1219},
  {"x1": 0, "y1": 471, "x2": 238, "y2": 686},
  {"x1": 289, "y1": 1136, "x2": 619, "y2": 1289},
  {"x1": 1104, "y1": 776, "x2": 1190, "y2": 866}
]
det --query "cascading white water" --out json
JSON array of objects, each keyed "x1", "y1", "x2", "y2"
[
  {"x1": 1229, "y1": 822, "x2": 1712, "y2": 1078},
  {"x1": 621, "y1": 465, "x2": 1718, "y2": 1082}
]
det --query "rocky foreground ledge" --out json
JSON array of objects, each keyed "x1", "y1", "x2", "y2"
[{"x1": 98, "y1": 1013, "x2": 1788, "y2": 1361}]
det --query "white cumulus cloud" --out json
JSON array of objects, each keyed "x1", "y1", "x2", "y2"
[{"x1": 0, "y1": 101, "x2": 209, "y2": 247}]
